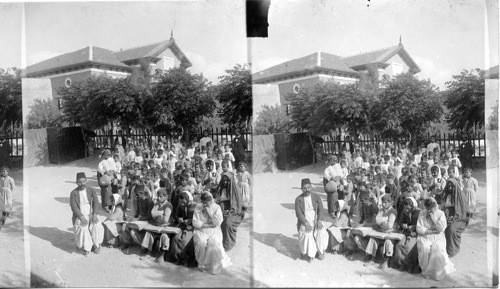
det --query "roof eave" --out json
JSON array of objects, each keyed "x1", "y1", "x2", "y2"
[
  {"x1": 26, "y1": 61, "x2": 131, "y2": 77},
  {"x1": 252, "y1": 67, "x2": 359, "y2": 84},
  {"x1": 379, "y1": 45, "x2": 421, "y2": 74}
]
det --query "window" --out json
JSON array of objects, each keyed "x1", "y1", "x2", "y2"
[
  {"x1": 293, "y1": 83, "x2": 301, "y2": 94},
  {"x1": 57, "y1": 99, "x2": 64, "y2": 110},
  {"x1": 392, "y1": 62, "x2": 403, "y2": 75},
  {"x1": 64, "y1": 78, "x2": 72, "y2": 88},
  {"x1": 285, "y1": 104, "x2": 290, "y2": 116},
  {"x1": 163, "y1": 57, "x2": 174, "y2": 71}
]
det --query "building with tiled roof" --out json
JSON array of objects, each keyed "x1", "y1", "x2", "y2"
[
  {"x1": 252, "y1": 40, "x2": 420, "y2": 106},
  {"x1": 25, "y1": 34, "x2": 192, "y2": 107}
]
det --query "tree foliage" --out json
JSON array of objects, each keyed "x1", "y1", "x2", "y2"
[
  {"x1": 26, "y1": 98, "x2": 64, "y2": 129},
  {"x1": 488, "y1": 101, "x2": 498, "y2": 130},
  {"x1": 371, "y1": 73, "x2": 443, "y2": 142},
  {"x1": 288, "y1": 81, "x2": 369, "y2": 136},
  {"x1": 144, "y1": 67, "x2": 216, "y2": 135},
  {"x1": 444, "y1": 68, "x2": 485, "y2": 132},
  {"x1": 0, "y1": 68, "x2": 22, "y2": 132},
  {"x1": 217, "y1": 64, "x2": 252, "y2": 129},
  {"x1": 254, "y1": 104, "x2": 290, "y2": 135},
  {"x1": 58, "y1": 76, "x2": 144, "y2": 131}
]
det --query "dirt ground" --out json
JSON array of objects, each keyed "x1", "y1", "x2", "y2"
[
  {"x1": 252, "y1": 164, "x2": 494, "y2": 287},
  {"x1": 0, "y1": 169, "x2": 28, "y2": 287},
  {"x1": 27, "y1": 156, "x2": 252, "y2": 287}
]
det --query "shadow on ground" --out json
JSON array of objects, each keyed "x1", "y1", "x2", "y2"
[
  {"x1": 29, "y1": 226, "x2": 77, "y2": 254},
  {"x1": 252, "y1": 231, "x2": 300, "y2": 260},
  {"x1": 31, "y1": 272, "x2": 59, "y2": 288}
]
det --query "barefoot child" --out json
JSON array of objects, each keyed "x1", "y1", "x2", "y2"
[{"x1": 0, "y1": 167, "x2": 15, "y2": 226}]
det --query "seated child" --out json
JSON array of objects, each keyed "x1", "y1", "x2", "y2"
[{"x1": 363, "y1": 195, "x2": 398, "y2": 269}]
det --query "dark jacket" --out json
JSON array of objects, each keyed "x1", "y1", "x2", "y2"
[
  {"x1": 295, "y1": 193, "x2": 324, "y2": 230},
  {"x1": 175, "y1": 202, "x2": 197, "y2": 231},
  {"x1": 70, "y1": 187, "x2": 99, "y2": 225},
  {"x1": 342, "y1": 142, "x2": 355, "y2": 154},
  {"x1": 135, "y1": 197, "x2": 155, "y2": 221}
]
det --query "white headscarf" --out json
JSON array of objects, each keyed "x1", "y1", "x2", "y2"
[
  {"x1": 406, "y1": 196, "x2": 418, "y2": 209},
  {"x1": 181, "y1": 190, "x2": 194, "y2": 202},
  {"x1": 110, "y1": 194, "x2": 123, "y2": 213}
]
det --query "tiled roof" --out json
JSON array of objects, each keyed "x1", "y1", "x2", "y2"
[
  {"x1": 253, "y1": 52, "x2": 358, "y2": 83},
  {"x1": 342, "y1": 46, "x2": 399, "y2": 68},
  {"x1": 253, "y1": 44, "x2": 421, "y2": 82},
  {"x1": 26, "y1": 46, "x2": 129, "y2": 76},
  {"x1": 92, "y1": 47, "x2": 129, "y2": 67},
  {"x1": 114, "y1": 40, "x2": 171, "y2": 63},
  {"x1": 26, "y1": 37, "x2": 192, "y2": 76}
]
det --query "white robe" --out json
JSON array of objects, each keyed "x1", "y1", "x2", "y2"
[
  {"x1": 298, "y1": 196, "x2": 328, "y2": 258},
  {"x1": 73, "y1": 188, "x2": 104, "y2": 252},
  {"x1": 416, "y1": 209, "x2": 455, "y2": 280},
  {"x1": 193, "y1": 203, "x2": 231, "y2": 274}
]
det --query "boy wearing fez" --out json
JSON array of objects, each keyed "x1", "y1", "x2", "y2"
[
  {"x1": 70, "y1": 172, "x2": 104, "y2": 256},
  {"x1": 295, "y1": 178, "x2": 329, "y2": 263}
]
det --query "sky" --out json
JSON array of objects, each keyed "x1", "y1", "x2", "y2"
[
  {"x1": 251, "y1": 0, "x2": 495, "y2": 90},
  {"x1": 0, "y1": 3, "x2": 22, "y2": 70},
  {"x1": 0, "y1": 0, "x2": 496, "y2": 88},
  {"x1": 0, "y1": 1, "x2": 247, "y2": 84}
]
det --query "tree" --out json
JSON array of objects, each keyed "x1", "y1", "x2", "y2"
[
  {"x1": 26, "y1": 98, "x2": 64, "y2": 129},
  {"x1": 217, "y1": 64, "x2": 252, "y2": 129},
  {"x1": 488, "y1": 101, "x2": 498, "y2": 130},
  {"x1": 444, "y1": 68, "x2": 485, "y2": 133},
  {"x1": 58, "y1": 76, "x2": 144, "y2": 131},
  {"x1": 254, "y1": 104, "x2": 290, "y2": 135},
  {"x1": 0, "y1": 68, "x2": 22, "y2": 132},
  {"x1": 371, "y1": 73, "x2": 443, "y2": 147},
  {"x1": 144, "y1": 67, "x2": 216, "y2": 139},
  {"x1": 287, "y1": 81, "x2": 369, "y2": 136}
]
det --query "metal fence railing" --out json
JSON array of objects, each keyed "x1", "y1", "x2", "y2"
[{"x1": 320, "y1": 132, "x2": 486, "y2": 158}]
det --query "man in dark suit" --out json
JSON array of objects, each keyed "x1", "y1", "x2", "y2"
[
  {"x1": 70, "y1": 172, "x2": 104, "y2": 256},
  {"x1": 294, "y1": 178, "x2": 329, "y2": 263},
  {"x1": 342, "y1": 136, "x2": 355, "y2": 155}
]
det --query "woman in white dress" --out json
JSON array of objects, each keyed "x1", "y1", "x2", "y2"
[
  {"x1": 192, "y1": 192, "x2": 232, "y2": 274},
  {"x1": 416, "y1": 197, "x2": 455, "y2": 280}
]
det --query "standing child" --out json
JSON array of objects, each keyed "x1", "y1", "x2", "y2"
[
  {"x1": 385, "y1": 174, "x2": 398, "y2": 206},
  {"x1": 0, "y1": 167, "x2": 15, "y2": 226},
  {"x1": 236, "y1": 162, "x2": 252, "y2": 207},
  {"x1": 223, "y1": 144, "x2": 236, "y2": 169},
  {"x1": 450, "y1": 150, "x2": 462, "y2": 177},
  {"x1": 462, "y1": 167, "x2": 479, "y2": 218}
]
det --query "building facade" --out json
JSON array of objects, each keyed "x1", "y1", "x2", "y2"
[
  {"x1": 252, "y1": 41, "x2": 421, "y2": 108},
  {"x1": 25, "y1": 35, "x2": 192, "y2": 109}
]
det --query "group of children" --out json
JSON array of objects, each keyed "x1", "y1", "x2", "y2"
[
  {"x1": 90, "y1": 136, "x2": 252, "y2": 270},
  {"x1": 309, "y1": 138, "x2": 479, "y2": 279},
  {"x1": 104, "y1": 137, "x2": 251, "y2": 212},
  {"x1": 322, "y1": 139, "x2": 473, "y2": 216}
]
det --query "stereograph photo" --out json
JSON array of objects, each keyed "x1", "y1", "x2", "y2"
[
  {"x1": 21, "y1": 1, "x2": 252, "y2": 287},
  {"x1": 0, "y1": 0, "x2": 498, "y2": 288},
  {"x1": 251, "y1": 0, "x2": 498, "y2": 287}
]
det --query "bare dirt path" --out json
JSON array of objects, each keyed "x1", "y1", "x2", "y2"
[
  {"x1": 27, "y1": 156, "x2": 252, "y2": 287},
  {"x1": 252, "y1": 164, "x2": 492, "y2": 287},
  {"x1": 0, "y1": 169, "x2": 28, "y2": 287}
]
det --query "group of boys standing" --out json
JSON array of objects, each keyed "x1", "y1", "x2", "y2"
[
  {"x1": 70, "y1": 129, "x2": 251, "y2": 274},
  {"x1": 295, "y1": 135, "x2": 479, "y2": 280}
]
